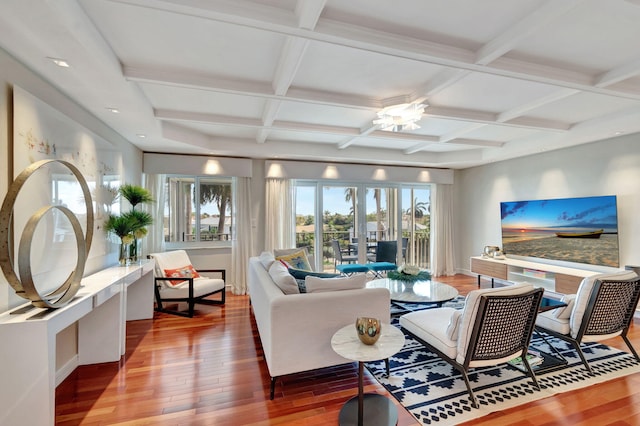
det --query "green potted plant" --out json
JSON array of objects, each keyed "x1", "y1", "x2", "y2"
[{"x1": 104, "y1": 184, "x2": 154, "y2": 265}]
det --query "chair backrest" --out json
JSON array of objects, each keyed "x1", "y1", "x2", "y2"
[
  {"x1": 571, "y1": 270, "x2": 640, "y2": 340},
  {"x1": 149, "y1": 250, "x2": 193, "y2": 277},
  {"x1": 376, "y1": 240, "x2": 397, "y2": 263},
  {"x1": 457, "y1": 282, "x2": 541, "y2": 367},
  {"x1": 330, "y1": 240, "x2": 344, "y2": 262}
]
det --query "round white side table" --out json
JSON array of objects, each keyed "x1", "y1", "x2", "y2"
[{"x1": 331, "y1": 323, "x2": 405, "y2": 426}]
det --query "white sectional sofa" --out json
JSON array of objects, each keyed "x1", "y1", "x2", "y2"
[{"x1": 248, "y1": 254, "x2": 391, "y2": 398}]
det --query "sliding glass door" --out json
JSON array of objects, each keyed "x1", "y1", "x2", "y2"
[{"x1": 294, "y1": 181, "x2": 431, "y2": 272}]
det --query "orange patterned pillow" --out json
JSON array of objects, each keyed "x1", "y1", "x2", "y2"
[{"x1": 163, "y1": 264, "x2": 201, "y2": 286}]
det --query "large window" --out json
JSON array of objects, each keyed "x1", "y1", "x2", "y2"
[
  {"x1": 164, "y1": 176, "x2": 234, "y2": 244},
  {"x1": 295, "y1": 181, "x2": 431, "y2": 271}
]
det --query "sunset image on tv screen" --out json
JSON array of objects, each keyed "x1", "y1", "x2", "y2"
[{"x1": 500, "y1": 195, "x2": 619, "y2": 267}]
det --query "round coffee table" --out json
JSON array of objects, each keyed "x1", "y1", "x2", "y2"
[
  {"x1": 331, "y1": 323, "x2": 405, "y2": 426},
  {"x1": 367, "y1": 278, "x2": 459, "y2": 306}
]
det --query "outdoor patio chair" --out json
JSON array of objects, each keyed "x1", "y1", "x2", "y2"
[
  {"x1": 535, "y1": 270, "x2": 640, "y2": 373},
  {"x1": 149, "y1": 250, "x2": 226, "y2": 317},
  {"x1": 400, "y1": 283, "x2": 543, "y2": 408},
  {"x1": 367, "y1": 240, "x2": 398, "y2": 277},
  {"x1": 331, "y1": 239, "x2": 358, "y2": 270}
]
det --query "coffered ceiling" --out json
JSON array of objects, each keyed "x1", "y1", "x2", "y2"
[{"x1": 2, "y1": 0, "x2": 640, "y2": 169}]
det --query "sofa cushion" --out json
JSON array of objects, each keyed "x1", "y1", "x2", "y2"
[
  {"x1": 275, "y1": 249, "x2": 312, "y2": 271},
  {"x1": 268, "y1": 261, "x2": 300, "y2": 295},
  {"x1": 305, "y1": 274, "x2": 366, "y2": 293},
  {"x1": 288, "y1": 268, "x2": 340, "y2": 280}
]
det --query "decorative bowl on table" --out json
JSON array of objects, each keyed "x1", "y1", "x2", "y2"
[
  {"x1": 355, "y1": 317, "x2": 381, "y2": 345},
  {"x1": 387, "y1": 264, "x2": 431, "y2": 282}
]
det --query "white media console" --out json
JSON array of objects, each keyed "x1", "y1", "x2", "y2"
[
  {"x1": 0, "y1": 260, "x2": 154, "y2": 426},
  {"x1": 470, "y1": 256, "x2": 605, "y2": 294}
]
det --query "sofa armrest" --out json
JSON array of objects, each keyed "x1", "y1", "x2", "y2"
[{"x1": 265, "y1": 287, "x2": 391, "y2": 378}]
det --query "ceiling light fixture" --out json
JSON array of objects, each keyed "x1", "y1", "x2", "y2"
[
  {"x1": 106, "y1": 107, "x2": 120, "y2": 113},
  {"x1": 373, "y1": 102, "x2": 426, "y2": 132},
  {"x1": 48, "y1": 57, "x2": 70, "y2": 68}
]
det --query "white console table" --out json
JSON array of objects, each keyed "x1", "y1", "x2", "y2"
[
  {"x1": 470, "y1": 256, "x2": 604, "y2": 294},
  {"x1": 0, "y1": 260, "x2": 154, "y2": 426}
]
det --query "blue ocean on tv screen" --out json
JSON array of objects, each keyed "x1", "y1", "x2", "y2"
[{"x1": 500, "y1": 195, "x2": 619, "y2": 268}]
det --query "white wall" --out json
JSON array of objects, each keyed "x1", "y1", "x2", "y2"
[
  {"x1": 454, "y1": 133, "x2": 640, "y2": 275},
  {"x1": 0, "y1": 47, "x2": 143, "y2": 311}
]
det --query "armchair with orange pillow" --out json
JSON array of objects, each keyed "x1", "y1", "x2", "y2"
[{"x1": 149, "y1": 250, "x2": 226, "y2": 317}]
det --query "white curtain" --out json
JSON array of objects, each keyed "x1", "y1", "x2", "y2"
[
  {"x1": 431, "y1": 183, "x2": 456, "y2": 276},
  {"x1": 231, "y1": 177, "x2": 253, "y2": 295},
  {"x1": 264, "y1": 178, "x2": 295, "y2": 252},
  {"x1": 144, "y1": 173, "x2": 165, "y2": 255}
]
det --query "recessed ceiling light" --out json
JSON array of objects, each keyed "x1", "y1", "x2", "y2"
[
  {"x1": 137, "y1": 134, "x2": 146, "y2": 138},
  {"x1": 48, "y1": 57, "x2": 70, "y2": 68},
  {"x1": 614, "y1": 131, "x2": 624, "y2": 135},
  {"x1": 106, "y1": 107, "x2": 120, "y2": 113}
]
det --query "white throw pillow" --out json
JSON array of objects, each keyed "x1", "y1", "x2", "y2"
[
  {"x1": 446, "y1": 309, "x2": 462, "y2": 340},
  {"x1": 259, "y1": 251, "x2": 275, "y2": 270},
  {"x1": 268, "y1": 261, "x2": 300, "y2": 295},
  {"x1": 305, "y1": 274, "x2": 366, "y2": 293},
  {"x1": 552, "y1": 294, "x2": 577, "y2": 319}
]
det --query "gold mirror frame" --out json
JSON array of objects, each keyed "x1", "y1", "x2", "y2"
[{"x1": 0, "y1": 159, "x2": 93, "y2": 308}]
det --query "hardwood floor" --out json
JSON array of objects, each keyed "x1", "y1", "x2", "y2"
[{"x1": 56, "y1": 274, "x2": 640, "y2": 425}]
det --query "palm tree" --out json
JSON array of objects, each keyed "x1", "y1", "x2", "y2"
[
  {"x1": 373, "y1": 188, "x2": 383, "y2": 240},
  {"x1": 201, "y1": 183, "x2": 232, "y2": 239},
  {"x1": 407, "y1": 198, "x2": 429, "y2": 219},
  {"x1": 344, "y1": 187, "x2": 357, "y2": 238}
]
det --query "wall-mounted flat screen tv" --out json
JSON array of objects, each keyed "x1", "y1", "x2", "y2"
[{"x1": 500, "y1": 195, "x2": 619, "y2": 268}]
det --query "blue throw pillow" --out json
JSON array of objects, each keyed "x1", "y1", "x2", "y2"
[{"x1": 288, "y1": 268, "x2": 340, "y2": 281}]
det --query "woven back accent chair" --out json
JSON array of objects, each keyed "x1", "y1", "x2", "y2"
[
  {"x1": 536, "y1": 270, "x2": 640, "y2": 373},
  {"x1": 400, "y1": 283, "x2": 544, "y2": 408},
  {"x1": 149, "y1": 250, "x2": 226, "y2": 317}
]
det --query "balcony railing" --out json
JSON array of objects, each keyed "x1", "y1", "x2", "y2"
[{"x1": 296, "y1": 230, "x2": 430, "y2": 273}]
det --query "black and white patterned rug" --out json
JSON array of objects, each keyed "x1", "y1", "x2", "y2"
[{"x1": 366, "y1": 300, "x2": 640, "y2": 425}]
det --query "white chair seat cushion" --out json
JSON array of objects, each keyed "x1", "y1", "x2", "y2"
[
  {"x1": 536, "y1": 310, "x2": 570, "y2": 335},
  {"x1": 158, "y1": 277, "x2": 225, "y2": 299},
  {"x1": 400, "y1": 307, "x2": 458, "y2": 360}
]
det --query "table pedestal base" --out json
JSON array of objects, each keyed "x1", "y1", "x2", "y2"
[{"x1": 338, "y1": 393, "x2": 397, "y2": 426}]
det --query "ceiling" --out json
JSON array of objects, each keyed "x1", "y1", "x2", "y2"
[{"x1": 2, "y1": 0, "x2": 640, "y2": 170}]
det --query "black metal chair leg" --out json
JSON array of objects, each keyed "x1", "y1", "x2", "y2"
[{"x1": 270, "y1": 377, "x2": 276, "y2": 400}]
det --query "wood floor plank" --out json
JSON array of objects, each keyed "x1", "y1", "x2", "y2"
[{"x1": 55, "y1": 274, "x2": 640, "y2": 425}]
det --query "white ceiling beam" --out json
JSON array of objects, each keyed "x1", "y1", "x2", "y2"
[
  {"x1": 257, "y1": 100, "x2": 282, "y2": 143},
  {"x1": 427, "y1": 106, "x2": 570, "y2": 131},
  {"x1": 161, "y1": 122, "x2": 456, "y2": 167},
  {"x1": 475, "y1": 0, "x2": 584, "y2": 65},
  {"x1": 412, "y1": 68, "x2": 471, "y2": 101},
  {"x1": 272, "y1": 37, "x2": 309, "y2": 96},
  {"x1": 439, "y1": 123, "x2": 488, "y2": 143},
  {"x1": 156, "y1": 108, "x2": 496, "y2": 149},
  {"x1": 595, "y1": 57, "x2": 640, "y2": 87},
  {"x1": 497, "y1": 89, "x2": 579, "y2": 122},
  {"x1": 337, "y1": 124, "x2": 379, "y2": 149},
  {"x1": 295, "y1": 0, "x2": 327, "y2": 30}
]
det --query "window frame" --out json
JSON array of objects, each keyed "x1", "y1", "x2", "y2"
[{"x1": 163, "y1": 174, "x2": 235, "y2": 250}]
